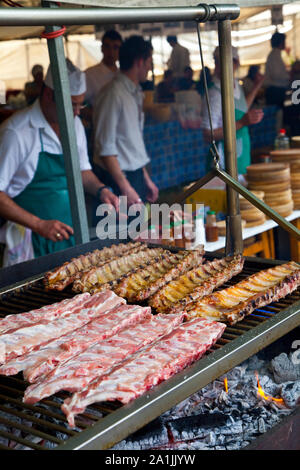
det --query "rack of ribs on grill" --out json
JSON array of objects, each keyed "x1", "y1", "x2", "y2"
[
  {"x1": 0, "y1": 290, "x2": 125, "y2": 365},
  {"x1": 23, "y1": 313, "x2": 184, "y2": 405},
  {"x1": 43, "y1": 242, "x2": 144, "y2": 291},
  {"x1": 72, "y1": 247, "x2": 165, "y2": 293},
  {"x1": 149, "y1": 255, "x2": 244, "y2": 313},
  {"x1": 61, "y1": 317, "x2": 226, "y2": 427},
  {"x1": 114, "y1": 248, "x2": 204, "y2": 302},
  {"x1": 181, "y1": 261, "x2": 300, "y2": 325}
]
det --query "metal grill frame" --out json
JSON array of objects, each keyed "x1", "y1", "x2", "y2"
[{"x1": 0, "y1": 248, "x2": 300, "y2": 450}]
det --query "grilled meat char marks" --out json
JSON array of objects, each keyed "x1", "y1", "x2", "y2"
[
  {"x1": 114, "y1": 248, "x2": 204, "y2": 302},
  {"x1": 43, "y1": 242, "x2": 144, "y2": 290},
  {"x1": 183, "y1": 261, "x2": 300, "y2": 324},
  {"x1": 149, "y1": 255, "x2": 244, "y2": 313},
  {"x1": 72, "y1": 247, "x2": 164, "y2": 293}
]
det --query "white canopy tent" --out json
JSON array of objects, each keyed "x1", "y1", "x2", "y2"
[{"x1": 0, "y1": 2, "x2": 299, "y2": 90}]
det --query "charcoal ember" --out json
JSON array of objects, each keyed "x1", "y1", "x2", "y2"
[
  {"x1": 167, "y1": 412, "x2": 227, "y2": 442},
  {"x1": 158, "y1": 440, "x2": 210, "y2": 450},
  {"x1": 112, "y1": 418, "x2": 168, "y2": 450},
  {"x1": 219, "y1": 419, "x2": 243, "y2": 436},
  {"x1": 205, "y1": 431, "x2": 216, "y2": 446},
  {"x1": 271, "y1": 353, "x2": 300, "y2": 383},
  {"x1": 280, "y1": 380, "x2": 300, "y2": 408},
  {"x1": 258, "y1": 417, "x2": 266, "y2": 434},
  {"x1": 245, "y1": 355, "x2": 266, "y2": 372},
  {"x1": 258, "y1": 374, "x2": 281, "y2": 397}
]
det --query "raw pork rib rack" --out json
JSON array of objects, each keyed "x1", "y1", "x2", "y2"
[{"x1": 0, "y1": 288, "x2": 224, "y2": 427}]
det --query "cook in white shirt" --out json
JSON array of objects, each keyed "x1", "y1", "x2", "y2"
[
  {"x1": 93, "y1": 35, "x2": 159, "y2": 208},
  {"x1": 0, "y1": 59, "x2": 118, "y2": 260}
]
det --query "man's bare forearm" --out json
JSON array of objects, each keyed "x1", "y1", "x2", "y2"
[
  {"x1": 0, "y1": 191, "x2": 41, "y2": 231},
  {"x1": 100, "y1": 155, "x2": 130, "y2": 192},
  {"x1": 203, "y1": 119, "x2": 245, "y2": 143}
]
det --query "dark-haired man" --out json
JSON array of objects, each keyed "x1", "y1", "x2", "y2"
[
  {"x1": 85, "y1": 29, "x2": 123, "y2": 107},
  {"x1": 166, "y1": 35, "x2": 190, "y2": 80},
  {"x1": 93, "y1": 35, "x2": 159, "y2": 207}
]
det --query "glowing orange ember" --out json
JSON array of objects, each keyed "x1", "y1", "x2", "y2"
[
  {"x1": 224, "y1": 377, "x2": 228, "y2": 393},
  {"x1": 255, "y1": 372, "x2": 284, "y2": 405}
]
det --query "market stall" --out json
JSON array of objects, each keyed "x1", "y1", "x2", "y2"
[{"x1": 0, "y1": 1, "x2": 300, "y2": 452}]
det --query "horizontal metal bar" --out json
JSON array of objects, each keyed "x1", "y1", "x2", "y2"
[
  {"x1": 216, "y1": 167, "x2": 300, "y2": 240},
  {"x1": 0, "y1": 5, "x2": 240, "y2": 26}
]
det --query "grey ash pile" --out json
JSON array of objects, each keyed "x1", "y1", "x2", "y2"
[{"x1": 112, "y1": 344, "x2": 300, "y2": 450}]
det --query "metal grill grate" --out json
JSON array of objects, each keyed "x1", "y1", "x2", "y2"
[{"x1": 0, "y1": 258, "x2": 300, "y2": 450}]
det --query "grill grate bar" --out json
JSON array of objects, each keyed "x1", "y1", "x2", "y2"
[
  {"x1": 0, "y1": 403, "x2": 76, "y2": 437},
  {"x1": 0, "y1": 426, "x2": 46, "y2": 450},
  {"x1": 0, "y1": 414, "x2": 63, "y2": 445}
]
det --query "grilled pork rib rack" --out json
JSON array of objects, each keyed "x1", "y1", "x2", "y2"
[
  {"x1": 114, "y1": 248, "x2": 204, "y2": 302},
  {"x1": 149, "y1": 255, "x2": 244, "y2": 313},
  {"x1": 44, "y1": 242, "x2": 144, "y2": 291},
  {"x1": 72, "y1": 246, "x2": 165, "y2": 293},
  {"x1": 183, "y1": 261, "x2": 300, "y2": 324}
]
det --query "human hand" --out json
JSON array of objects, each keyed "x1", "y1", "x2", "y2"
[
  {"x1": 121, "y1": 184, "x2": 143, "y2": 207},
  {"x1": 146, "y1": 179, "x2": 159, "y2": 203},
  {"x1": 99, "y1": 187, "x2": 120, "y2": 212},
  {"x1": 241, "y1": 108, "x2": 264, "y2": 127},
  {"x1": 35, "y1": 219, "x2": 74, "y2": 242}
]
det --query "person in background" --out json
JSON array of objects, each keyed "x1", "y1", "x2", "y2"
[
  {"x1": 0, "y1": 60, "x2": 118, "y2": 260},
  {"x1": 85, "y1": 29, "x2": 123, "y2": 108},
  {"x1": 201, "y1": 46, "x2": 264, "y2": 177},
  {"x1": 196, "y1": 66, "x2": 213, "y2": 96},
  {"x1": 24, "y1": 64, "x2": 44, "y2": 106},
  {"x1": 156, "y1": 69, "x2": 176, "y2": 103},
  {"x1": 264, "y1": 32, "x2": 290, "y2": 108},
  {"x1": 82, "y1": 30, "x2": 123, "y2": 164},
  {"x1": 93, "y1": 35, "x2": 159, "y2": 207},
  {"x1": 177, "y1": 66, "x2": 196, "y2": 91},
  {"x1": 243, "y1": 65, "x2": 265, "y2": 104},
  {"x1": 166, "y1": 35, "x2": 190, "y2": 81}
]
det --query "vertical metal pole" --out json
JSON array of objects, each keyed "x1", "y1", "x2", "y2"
[
  {"x1": 218, "y1": 19, "x2": 243, "y2": 256},
  {"x1": 42, "y1": 1, "x2": 90, "y2": 245}
]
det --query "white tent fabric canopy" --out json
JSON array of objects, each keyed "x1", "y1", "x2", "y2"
[{"x1": 0, "y1": 3, "x2": 299, "y2": 90}]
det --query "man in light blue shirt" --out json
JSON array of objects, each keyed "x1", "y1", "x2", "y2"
[{"x1": 93, "y1": 35, "x2": 159, "y2": 207}]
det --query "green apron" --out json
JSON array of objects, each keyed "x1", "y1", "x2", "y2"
[
  {"x1": 14, "y1": 129, "x2": 75, "y2": 258},
  {"x1": 206, "y1": 82, "x2": 251, "y2": 176}
]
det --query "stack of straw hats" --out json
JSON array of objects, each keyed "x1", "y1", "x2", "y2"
[
  {"x1": 270, "y1": 149, "x2": 300, "y2": 210},
  {"x1": 245, "y1": 163, "x2": 294, "y2": 217}
]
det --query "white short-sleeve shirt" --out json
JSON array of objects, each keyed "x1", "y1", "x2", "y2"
[
  {"x1": 85, "y1": 61, "x2": 117, "y2": 106},
  {"x1": 201, "y1": 77, "x2": 248, "y2": 170},
  {"x1": 93, "y1": 73, "x2": 150, "y2": 172},
  {"x1": 264, "y1": 48, "x2": 290, "y2": 88},
  {"x1": 0, "y1": 99, "x2": 91, "y2": 199}
]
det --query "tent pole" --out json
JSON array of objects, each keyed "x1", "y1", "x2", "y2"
[
  {"x1": 42, "y1": 0, "x2": 90, "y2": 245},
  {"x1": 218, "y1": 19, "x2": 243, "y2": 256}
]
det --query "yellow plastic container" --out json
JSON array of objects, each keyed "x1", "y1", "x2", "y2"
[{"x1": 185, "y1": 189, "x2": 227, "y2": 213}]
